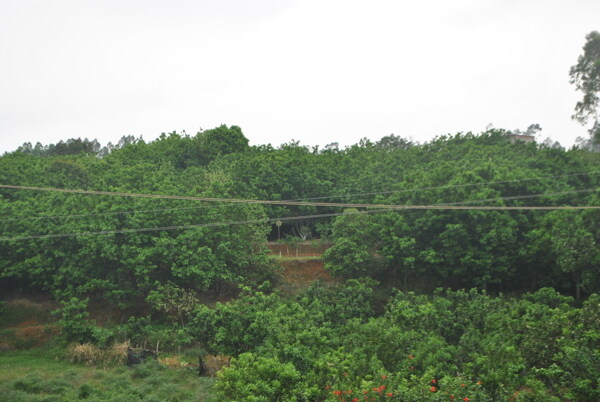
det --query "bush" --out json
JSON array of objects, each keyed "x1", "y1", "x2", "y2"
[
  {"x1": 216, "y1": 353, "x2": 302, "y2": 401},
  {"x1": 54, "y1": 297, "x2": 96, "y2": 343}
]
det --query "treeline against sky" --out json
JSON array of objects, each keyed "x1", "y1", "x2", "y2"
[{"x1": 1, "y1": 126, "x2": 599, "y2": 303}]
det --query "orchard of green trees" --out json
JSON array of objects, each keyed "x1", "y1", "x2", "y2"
[
  {"x1": 1, "y1": 31, "x2": 599, "y2": 401},
  {"x1": 1, "y1": 125, "x2": 599, "y2": 400},
  {"x1": 2, "y1": 126, "x2": 599, "y2": 301}
]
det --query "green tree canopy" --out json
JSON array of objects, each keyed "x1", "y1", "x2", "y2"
[{"x1": 570, "y1": 31, "x2": 600, "y2": 145}]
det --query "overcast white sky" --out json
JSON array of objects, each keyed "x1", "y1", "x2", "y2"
[{"x1": 1, "y1": 0, "x2": 599, "y2": 154}]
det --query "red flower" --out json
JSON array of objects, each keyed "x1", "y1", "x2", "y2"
[
  {"x1": 325, "y1": 385, "x2": 331, "y2": 390},
  {"x1": 386, "y1": 392, "x2": 393, "y2": 397},
  {"x1": 450, "y1": 396, "x2": 455, "y2": 400},
  {"x1": 463, "y1": 398, "x2": 470, "y2": 401},
  {"x1": 431, "y1": 378, "x2": 437, "y2": 384},
  {"x1": 460, "y1": 384, "x2": 466, "y2": 388},
  {"x1": 333, "y1": 390, "x2": 342, "y2": 396},
  {"x1": 352, "y1": 399, "x2": 359, "y2": 402},
  {"x1": 381, "y1": 375, "x2": 387, "y2": 380},
  {"x1": 476, "y1": 381, "x2": 482, "y2": 385},
  {"x1": 430, "y1": 386, "x2": 437, "y2": 392},
  {"x1": 373, "y1": 385, "x2": 386, "y2": 393},
  {"x1": 408, "y1": 354, "x2": 414, "y2": 359}
]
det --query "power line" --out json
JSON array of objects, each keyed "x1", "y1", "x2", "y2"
[
  {"x1": 0, "y1": 203, "x2": 239, "y2": 222},
  {"x1": 2, "y1": 170, "x2": 598, "y2": 221},
  {"x1": 1, "y1": 203, "x2": 599, "y2": 242},
  {"x1": 292, "y1": 170, "x2": 600, "y2": 202},
  {"x1": 1, "y1": 184, "x2": 598, "y2": 211},
  {"x1": 440, "y1": 188, "x2": 598, "y2": 206},
  {"x1": 1, "y1": 186, "x2": 596, "y2": 223}
]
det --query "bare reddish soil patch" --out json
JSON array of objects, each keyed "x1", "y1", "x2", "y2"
[
  {"x1": 267, "y1": 241, "x2": 338, "y2": 292},
  {"x1": 15, "y1": 318, "x2": 39, "y2": 328},
  {"x1": 15, "y1": 324, "x2": 59, "y2": 346},
  {"x1": 0, "y1": 297, "x2": 59, "y2": 349},
  {"x1": 280, "y1": 259, "x2": 334, "y2": 285}
]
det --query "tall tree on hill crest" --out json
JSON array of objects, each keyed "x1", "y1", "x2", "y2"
[{"x1": 570, "y1": 31, "x2": 600, "y2": 148}]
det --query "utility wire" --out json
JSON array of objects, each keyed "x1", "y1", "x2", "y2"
[
  {"x1": 292, "y1": 170, "x2": 600, "y2": 202},
  {"x1": 440, "y1": 188, "x2": 598, "y2": 206},
  {"x1": 1, "y1": 202, "x2": 599, "y2": 242},
  {"x1": 1, "y1": 186, "x2": 597, "y2": 223},
  {"x1": 0, "y1": 184, "x2": 599, "y2": 212},
  {"x1": 0, "y1": 203, "x2": 239, "y2": 222},
  {"x1": 1, "y1": 170, "x2": 598, "y2": 221}
]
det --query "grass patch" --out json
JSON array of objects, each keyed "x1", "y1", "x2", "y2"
[
  {"x1": 0, "y1": 349, "x2": 73, "y2": 380},
  {"x1": 0, "y1": 348, "x2": 216, "y2": 401}
]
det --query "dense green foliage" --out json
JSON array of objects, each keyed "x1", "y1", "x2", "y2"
[
  {"x1": 0, "y1": 126, "x2": 273, "y2": 304},
  {"x1": 204, "y1": 285, "x2": 598, "y2": 401},
  {"x1": 1, "y1": 126, "x2": 599, "y2": 399},
  {"x1": 3, "y1": 128, "x2": 599, "y2": 299}
]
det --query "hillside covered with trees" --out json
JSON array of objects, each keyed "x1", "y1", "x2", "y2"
[
  {"x1": 2, "y1": 126, "x2": 599, "y2": 299},
  {"x1": 0, "y1": 125, "x2": 599, "y2": 400}
]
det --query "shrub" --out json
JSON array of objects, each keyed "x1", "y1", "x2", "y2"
[
  {"x1": 216, "y1": 353, "x2": 302, "y2": 401},
  {"x1": 54, "y1": 297, "x2": 96, "y2": 343},
  {"x1": 201, "y1": 355, "x2": 231, "y2": 377}
]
